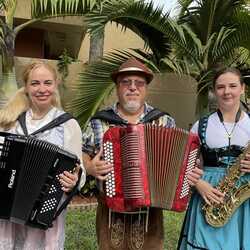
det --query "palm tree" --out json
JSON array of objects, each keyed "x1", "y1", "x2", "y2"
[
  {"x1": 32, "y1": 0, "x2": 106, "y2": 62},
  {"x1": 0, "y1": 0, "x2": 100, "y2": 107},
  {"x1": 0, "y1": 0, "x2": 45, "y2": 106},
  {"x1": 32, "y1": 0, "x2": 186, "y2": 127},
  {"x1": 175, "y1": 0, "x2": 250, "y2": 113},
  {"x1": 66, "y1": 0, "x2": 186, "y2": 127},
  {"x1": 32, "y1": 0, "x2": 250, "y2": 127}
]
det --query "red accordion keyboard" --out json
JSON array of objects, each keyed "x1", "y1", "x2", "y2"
[{"x1": 103, "y1": 124, "x2": 200, "y2": 212}]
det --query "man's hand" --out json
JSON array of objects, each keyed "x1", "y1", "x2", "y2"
[{"x1": 84, "y1": 149, "x2": 113, "y2": 181}]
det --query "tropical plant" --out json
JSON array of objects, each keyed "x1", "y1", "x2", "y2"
[
  {"x1": 0, "y1": 0, "x2": 54, "y2": 106},
  {"x1": 0, "y1": 0, "x2": 102, "y2": 107},
  {"x1": 34, "y1": 0, "x2": 185, "y2": 127},
  {"x1": 174, "y1": 0, "x2": 250, "y2": 114},
  {"x1": 32, "y1": 0, "x2": 250, "y2": 126},
  {"x1": 56, "y1": 48, "x2": 76, "y2": 108},
  {"x1": 32, "y1": 0, "x2": 107, "y2": 62},
  {"x1": 74, "y1": 0, "x2": 250, "y2": 126},
  {"x1": 57, "y1": 48, "x2": 75, "y2": 82}
]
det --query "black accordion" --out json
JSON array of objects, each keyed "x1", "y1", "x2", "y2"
[{"x1": 0, "y1": 132, "x2": 79, "y2": 229}]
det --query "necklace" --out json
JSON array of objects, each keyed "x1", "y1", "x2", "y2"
[
  {"x1": 29, "y1": 107, "x2": 53, "y2": 121},
  {"x1": 217, "y1": 108, "x2": 241, "y2": 148}
]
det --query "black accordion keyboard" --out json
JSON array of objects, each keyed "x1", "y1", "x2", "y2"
[{"x1": 0, "y1": 132, "x2": 79, "y2": 229}]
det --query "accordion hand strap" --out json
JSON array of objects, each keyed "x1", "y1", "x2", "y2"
[
  {"x1": 54, "y1": 167, "x2": 83, "y2": 219},
  {"x1": 17, "y1": 112, "x2": 74, "y2": 136},
  {"x1": 91, "y1": 108, "x2": 168, "y2": 125},
  {"x1": 17, "y1": 112, "x2": 28, "y2": 136},
  {"x1": 141, "y1": 109, "x2": 168, "y2": 123},
  {"x1": 91, "y1": 109, "x2": 127, "y2": 125}
]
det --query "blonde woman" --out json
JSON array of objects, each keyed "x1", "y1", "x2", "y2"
[{"x1": 0, "y1": 62, "x2": 85, "y2": 250}]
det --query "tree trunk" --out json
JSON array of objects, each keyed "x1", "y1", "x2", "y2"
[
  {"x1": 88, "y1": 27, "x2": 104, "y2": 63},
  {"x1": 195, "y1": 90, "x2": 209, "y2": 118}
]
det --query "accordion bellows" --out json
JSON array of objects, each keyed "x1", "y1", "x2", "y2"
[
  {"x1": 0, "y1": 132, "x2": 79, "y2": 229},
  {"x1": 103, "y1": 124, "x2": 200, "y2": 212}
]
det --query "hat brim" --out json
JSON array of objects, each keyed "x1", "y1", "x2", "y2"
[{"x1": 111, "y1": 70, "x2": 153, "y2": 84}]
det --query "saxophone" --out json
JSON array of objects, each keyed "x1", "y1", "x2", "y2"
[{"x1": 203, "y1": 143, "x2": 250, "y2": 227}]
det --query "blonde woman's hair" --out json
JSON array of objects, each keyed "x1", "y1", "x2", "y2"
[{"x1": 0, "y1": 61, "x2": 61, "y2": 130}]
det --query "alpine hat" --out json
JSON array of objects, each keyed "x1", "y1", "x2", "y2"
[{"x1": 111, "y1": 57, "x2": 153, "y2": 84}]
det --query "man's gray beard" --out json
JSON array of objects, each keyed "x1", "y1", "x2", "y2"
[{"x1": 123, "y1": 101, "x2": 141, "y2": 113}]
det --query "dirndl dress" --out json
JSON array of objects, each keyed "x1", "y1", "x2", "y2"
[
  {"x1": 179, "y1": 165, "x2": 250, "y2": 250},
  {"x1": 178, "y1": 114, "x2": 250, "y2": 250}
]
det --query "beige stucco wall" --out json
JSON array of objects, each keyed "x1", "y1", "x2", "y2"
[
  {"x1": 147, "y1": 73, "x2": 197, "y2": 129},
  {"x1": 15, "y1": 0, "x2": 144, "y2": 62},
  {"x1": 78, "y1": 23, "x2": 145, "y2": 62}
]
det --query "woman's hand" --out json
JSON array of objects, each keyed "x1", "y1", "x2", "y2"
[
  {"x1": 195, "y1": 179, "x2": 224, "y2": 205},
  {"x1": 240, "y1": 153, "x2": 250, "y2": 173},
  {"x1": 187, "y1": 158, "x2": 203, "y2": 186},
  {"x1": 59, "y1": 165, "x2": 80, "y2": 192},
  {"x1": 85, "y1": 149, "x2": 113, "y2": 181}
]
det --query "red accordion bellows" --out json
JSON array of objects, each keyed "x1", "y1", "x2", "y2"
[{"x1": 103, "y1": 124, "x2": 200, "y2": 212}]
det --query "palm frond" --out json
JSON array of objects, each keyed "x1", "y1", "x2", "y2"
[
  {"x1": 0, "y1": 0, "x2": 6, "y2": 11},
  {"x1": 176, "y1": 0, "x2": 194, "y2": 17},
  {"x1": 31, "y1": 0, "x2": 98, "y2": 19},
  {"x1": 0, "y1": 25, "x2": 7, "y2": 55},
  {"x1": 84, "y1": 0, "x2": 203, "y2": 63},
  {"x1": 227, "y1": 47, "x2": 250, "y2": 67},
  {"x1": 0, "y1": 19, "x2": 12, "y2": 59},
  {"x1": 178, "y1": 0, "x2": 247, "y2": 44},
  {"x1": 209, "y1": 27, "x2": 236, "y2": 62},
  {"x1": 160, "y1": 57, "x2": 192, "y2": 75},
  {"x1": 211, "y1": 20, "x2": 250, "y2": 61}
]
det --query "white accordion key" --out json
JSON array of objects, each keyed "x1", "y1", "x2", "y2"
[
  {"x1": 48, "y1": 184, "x2": 57, "y2": 194},
  {"x1": 0, "y1": 136, "x2": 7, "y2": 169},
  {"x1": 103, "y1": 141, "x2": 116, "y2": 197},
  {"x1": 0, "y1": 135, "x2": 5, "y2": 145},
  {"x1": 0, "y1": 136, "x2": 6, "y2": 157},
  {"x1": 40, "y1": 198, "x2": 57, "y2": 213},
  {"x1": 180, "y1": 148, "x2": 199, "y2": 198}
]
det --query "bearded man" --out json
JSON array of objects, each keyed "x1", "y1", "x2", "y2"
[{"x1": 82, "y1": 57, "x2": 202, "y2": 250}]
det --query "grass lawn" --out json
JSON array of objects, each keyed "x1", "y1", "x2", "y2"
[{"x1": 65, "y1": 209, "x2": 185, "y2": 250}]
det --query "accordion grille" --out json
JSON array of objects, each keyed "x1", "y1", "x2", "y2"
[
  {"x1": 144, "y1": 125, "x2": 189, "y2": 209},
  {"x1": 120, "y1": 131, "x2": 144, "y2": 200},
  {"x1": 11, "y1": 138, "x2": 58, "y2": 224}
]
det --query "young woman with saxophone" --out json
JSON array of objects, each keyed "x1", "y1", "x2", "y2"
[{"x1": 178, "y1": 67, "x2": 250, "y2": 250}]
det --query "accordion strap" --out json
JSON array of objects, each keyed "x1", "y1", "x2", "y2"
[
  {"x1": 54, "y1": 167, "x2": 83, "y2": 219},
  {"x1": 91, "y1": 109, "x2": 127, "y2": 125},
  {"x1": 141, "y1": 109, "x2": 169, "y2": 123},
  {"x1": 17, "y1": 112, "x2": 74, "y2": 136},
  {"x1": 92, "y1": 108, "x2": 168, "y2": 125}
]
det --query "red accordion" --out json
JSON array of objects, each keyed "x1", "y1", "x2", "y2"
[{"x1": 103, "y1": 124, "x2": 200, "y2": 212}]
